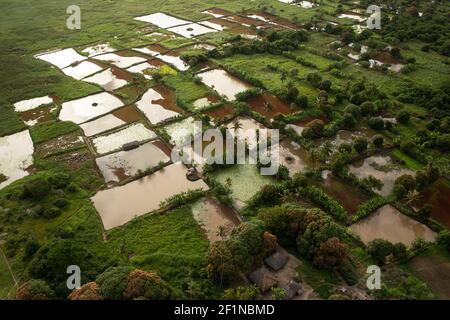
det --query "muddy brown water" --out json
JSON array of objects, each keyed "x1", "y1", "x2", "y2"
[
  {"x1": 205, "y1": 104, "x2": 234, "y2": 120},
  {"x1": 192, "y1": 95, "x2": 220, "y2": 110},
  {"x1": 135, "y1": 85, "x2": 183, "y2": 124},
  {"x1": 91, "y1": 163, "x2": 209, "y2": 230},
  {"x1": 350, "y1": 205, "x2": 436, "y2": 246},
  {"x1": 95, "y1": 141, "x2": 170, "y2": 185},
  {"x1": 198, "y1": 69, "x2": 252, "y2": 101},
  {"x1": 223, "y1": 15, "x2": 264, "y2": 27},
  {"x1": 191, "y1": 197, "x2": 240, "y2": 242},
  {"x1": 151, "y1": 139, "x2": 172, "y2": 158},
  {"x1": 84, "y1": 67, "x2": 133, "y2": 91},
  {"x1": 20, "y1": 105, "x2": 55, "y2": 126},
  {"x1": 417, "y1": 179, "x2": 450, "y2": 228},
  {"x1": 112, "y1": 105, "x2": 142, "y2": 123},
  {"x1": 202, "y1": 8, "x2": 233, "y2": 17},
  {"x1": 320, "y1": 170, "x2": 368, "y2": 215},
  {"x1": 410, "y1": 253, "x2": 450, "y2": 300},
  {"x1": 208, "y1": 18, "x2": 258, "y2": 36},
  {"x1": 247, "y1": 94, "x2": 296, "y2": 120},
  {"x1": 275, "y1": 139, "x2": 310, "y2": 176}
]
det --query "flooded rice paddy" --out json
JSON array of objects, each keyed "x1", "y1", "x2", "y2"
[
  {"x1": 155, "y1": 51, "x2": 189, "y2": 71},
  {"x1": 350, "y1": 205, "x2": 436, "y2": 246},
  {"x1": 133, "y1": 44, "x2": 170, "y2": 56},
  {"x1": 59, "y1": 92, "x2": 124, "y2": 124},
  {"x1": 136, "y1": 85, "x2": 182, "y2": 124},
  {"x1": 167, "y1": 23, "x2": 217, "y2": 38},
  {"x1": 91, "y1": 163, "x2": 208, "y2": 230},
  {"x1": 83, "y1": 67, "x2": 130, "y2": 91},
  {"x1": 275, "y1": 139, "x2": 310, "y2": 176},
  {"x1": 349, "y1": 155, "x2": 414, "y2": 197},
  {"x1": 62, "y1": 61, "x2": 103, "y2": 80},
  {"x1": 82, "y1": 43, "x2": 115, "y2": 57},
  {"x1": 126, "y1": 62, "x2": 156, "y2": 79},
  {"x1": 14, "y1": 96, "x2": 53, "y2": 112},
  {"x1": 80, "y1": 114, "x2": 126, "y2": 137},
  {"x1": 92, "y1": 51, "x2": 147, "y2": 69},
  {"x1": 164, "y1": 117, "x2": 201, "y2": 146},
  {"x1": 96, "y1": 140, "x2": 170, "y2": 185},
  {"x1": 92, "y1": 123, "x2": 156, "y2": 155},
  {"x1": 0, "y1": 130, "x2": 34, "y2": 190},
  {"x1": 418, "y1": 179, "x2": 450, "y2": 228},
  {"x1": 320, "y1": 170, "x2": 368, "y2": 215},
  {"x1": 198, "y1": 69, "x2": 252, "y2": 101},
  {"x1": 134, "y1": 12, "x2": 190, "y2": 28},
  {"x1": 191, "y1": 197, "x2": 240, "y2": 242},
  {"x1": 192, "y1": 95, "x2": 220, "y2": 110},
  {"x1": 36, "y1": 48, "x2": 86, "y2": 69}
]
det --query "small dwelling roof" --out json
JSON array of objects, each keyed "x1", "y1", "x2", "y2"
[{"x1": 264, "y1": 251, "x2": 288, "y2": 271}]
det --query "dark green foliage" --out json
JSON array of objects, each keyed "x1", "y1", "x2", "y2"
[
  {"x1": 23, "y1": 178, "x2": 51, "y2": 200},
  {"x1": 366, "y1": 239, "x2": 394, "y2": 265},
  {"x1": 353, "y1": 137, "x2": 368, "y2": 154},
  {"x1": 96, "y1": 266, "x2": 132, "y2": 300},
  {"x1": 28, "y1": 239, "x2": 108, "y2": 298}
]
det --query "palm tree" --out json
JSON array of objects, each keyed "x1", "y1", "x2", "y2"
[
  {"x1": 232, "y1": 120, "x2": 242, "y2": 131},
  {"x1": 405, "y1": 189, "x2": 422, "y2": 205},
  {"x1": 309, "y1": 149, "x2": 320, "y2": 170},
  {"x1": 320, "y1": 141, "x2": 333, "y2": 159}
]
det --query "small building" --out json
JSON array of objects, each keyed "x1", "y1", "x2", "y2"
[
  {"x1": 248, "y1": 266, "x2": 278, "y2": 293},
  {"x1": 283, "y1": 281, "x2": 303, "y2": 300},
  {"x1": 264, "y1": 251, "x2": 288, "y2": 271}
]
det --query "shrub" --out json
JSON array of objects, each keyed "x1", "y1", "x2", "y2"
[
  {"x1": 372, "y1": 135, "x2": 384, "y2": 148},
  {"x1": 396, "y1": 110, "x2": 410, "y2": 124},
  {"x1": 54, "y1": 198, "x2": 70, "y2": 209},
  {"x1": 68, "y1": 282, "x2": 103, "y2": 300},
  {"x1": 368, "y1": 117, "x2": 385, "y2": 130},
  {"x1": 23, "y1": 178, "x2": 51, "y2": 200},
  {"x1": 47, "y1": 173, "x2": 71, "y2": 189},
  {"x1": 42, "y1": 206, "x2": 61, "y2": 219},
  {"x1": 360, "y1": 102, "x2": 376, "y2": 116},
  {"x1": 392, "y1": 243, "x2": 409, "y2": 262},
  {"x1": 366, "y1": 239, "x2": 394, "y2": 265},
  {"x1": 24, "y1": 236, "x2": 40, "y2": 259},
  {"x1": 436, "y1": 230, "x2": 450, "y2": 251},
  {"x1": 313, "y1": 237, "x2": 347, "y2": 270},
  {"x1": 96, "y1": 266, "x2": 132, "y2": 300},
  {"x1": 222, "y1": 285, "x2": 260, "y2": 300},
  {"x1": 123, "y1": 270, "x2": 171, "y2": 300},
  {"x1": 16, "y1": 280, "x2": 55, "y2": 300},
  {"x1": 353, "y1": 137, "x2": 368, "y2": 154},
  {"x1": 342, "y1": 113, "x2": 356, "y2": 129},
  {"x1": 344, "y1": 104, "x2": 361, "y2": 117},
  {"x1": 299, "y1": 186, "x2": 348, "y2": 223}
]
